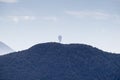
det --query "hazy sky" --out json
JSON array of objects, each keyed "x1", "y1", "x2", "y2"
[{"x1": 0, "y1": 0, "x2": 120, "y2": 53}]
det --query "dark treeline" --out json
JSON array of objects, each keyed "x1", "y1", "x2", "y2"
[{"x1": 0, "y1": 42, "x2": 120, "y2": 80}]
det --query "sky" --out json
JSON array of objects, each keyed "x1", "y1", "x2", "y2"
[{"x1": 0, "y1": 0, "x2": 120, "y2": 53}]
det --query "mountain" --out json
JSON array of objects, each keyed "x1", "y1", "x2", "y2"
[
  {"x1": 0, "y1": 42, "x2": 120, "y2": 80},
  {"x1": 0, "y1": 41, "x2": 14, "y2": 55}
]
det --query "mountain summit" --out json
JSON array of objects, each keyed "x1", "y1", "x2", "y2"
[
  {"x1": 0, "y1": 41, "x2": 14, "y2": 55},
  {"x1": 0, "y1": 42, "x2": 120, "y2": 80}
]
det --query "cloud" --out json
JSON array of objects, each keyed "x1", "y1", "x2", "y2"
[
  {"x1": 41, "y1": 16, "x2": 57, "y2": 22},
  {"x1": 0, "y1": 0, "x2": 17, "y2": 3},
  {"x1": 8, "y1": 16, "x2": 36, "y2": 23},
  {"x1": 65, "y1": 10, "x2": 120, "y2": 24},
  {"x1": 0, "y1": 15, "x2": 57, "y2": 23},
  {"x1": 65, "y1": 11, "x2": 111, "y2": 20}
]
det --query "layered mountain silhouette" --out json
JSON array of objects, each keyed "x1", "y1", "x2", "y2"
[
  {"x1": 0, "y1": 41, "x2": 14, "y2": 55},
  {"x1": 0, "y1": 42, "x2": 120, "y2": 80}
]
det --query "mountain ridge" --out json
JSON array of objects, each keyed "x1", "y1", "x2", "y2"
[
  {"x1": 0, "y1": 41, "x2": 14, "y2": 55},
  {"x1": 0, "y1": 42, "x2": 120, "y2": 80}
]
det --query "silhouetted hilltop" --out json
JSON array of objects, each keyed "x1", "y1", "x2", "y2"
[
  {"x1": 0, "y1": 41, "x2": 14, "y2": 55},
  {"x1": 0, "y1": 42, "x2": 120, "y2": 80}
]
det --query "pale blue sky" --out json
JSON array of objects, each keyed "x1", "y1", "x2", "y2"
[{"x1": 0, "y1": 0, "x2": 120, "y2": 53}]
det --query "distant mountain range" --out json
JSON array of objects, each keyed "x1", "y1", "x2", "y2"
[
  {"x1": 0, "y1": 42, "x2": 120, "y2": 80},
  {"x1": 0, "y1": 41, "x2": 14, "y2": 55}
]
